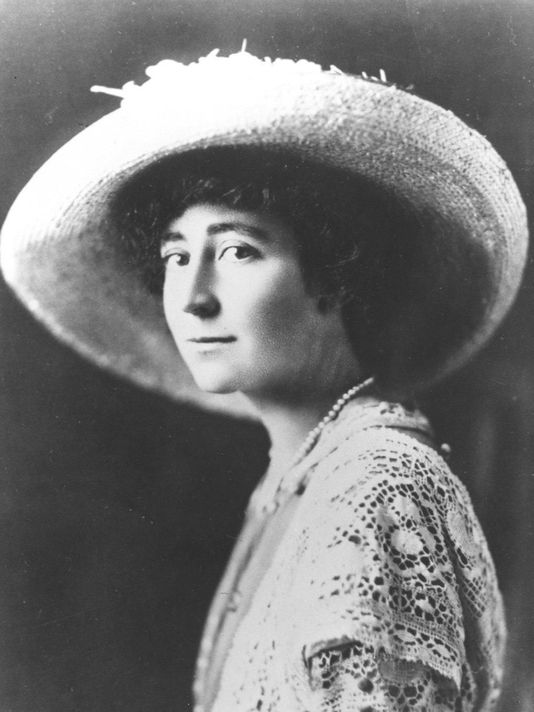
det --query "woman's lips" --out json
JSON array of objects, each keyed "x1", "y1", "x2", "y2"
[
  {"x1": 187, "y1": 336, "x2": 236, "y2": 343},
  {"x1": 184, "y1": 336, "x2": 237, "y2": 355}
]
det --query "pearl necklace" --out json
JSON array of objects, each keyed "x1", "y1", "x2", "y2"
[
  {"x1": 290, "y1": 376, "x2": 375, "y2": 469},
  {"x1": 253, "y1": 376, "x2": 375, "y2": 515}
]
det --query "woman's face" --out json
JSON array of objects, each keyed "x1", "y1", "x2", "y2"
[{"x1": 161, "y1": 203, "x2": 345, "y2": 398}]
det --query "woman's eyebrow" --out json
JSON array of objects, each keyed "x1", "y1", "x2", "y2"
[
  {"x1": 206, "y1": 222, "x2": 270, "y2": 241},
  {"x1": 160, "y1": 221, "x2": 271, "y2": 247},
  {"x1": 160, "y1": 231, "x2": 185, "y2": 248}
]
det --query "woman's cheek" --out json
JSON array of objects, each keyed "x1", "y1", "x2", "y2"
[{"x1": 245, "y1": 280, "x2": 316, "y2": 345}]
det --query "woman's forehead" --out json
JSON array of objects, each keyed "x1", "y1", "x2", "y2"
[{"x1": 162, "y1": 203, "x2": 295, "y2": 245}]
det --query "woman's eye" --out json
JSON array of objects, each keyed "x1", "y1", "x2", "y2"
[
  {"x1": 161, "y1": 252, "x2": 190, "y2": 267},
  {"x1": 219, "y1": 245, "x2": 258, "y2": 262}
]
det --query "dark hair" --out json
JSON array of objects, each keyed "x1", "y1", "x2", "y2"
[{"x1": 111, "y1": 147, "x2": 416, "y2": 373}]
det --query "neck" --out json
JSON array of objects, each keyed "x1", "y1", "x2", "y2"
[{"x1": 245, "y1": 361, "x2": 366, "y2": 475}]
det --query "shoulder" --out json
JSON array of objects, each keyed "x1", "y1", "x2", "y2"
[
  {"x1": 301, "y1": 423, "x2": 488, "y2": 600},
  {"x1": 300, "y1": 425, "x2": 462, "y2": 573},
  {"x1": 304, "y1": 415, "x2": 464, "y2": 516}
]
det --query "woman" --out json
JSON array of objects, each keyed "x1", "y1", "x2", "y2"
[{"x1": 0, "y1": 50, "x2": 528, "y2": 711}]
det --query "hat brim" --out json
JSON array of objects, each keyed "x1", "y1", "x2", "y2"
[{"x1": 0, "y1": 60, "x2": 528, "y2": 416}]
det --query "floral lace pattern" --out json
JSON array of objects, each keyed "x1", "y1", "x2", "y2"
[
  {"x1": 310, "y1": 642, "x2": 476, "y2": 711},
  {"x1": 194, "y1": 398, "x2": 506, "y2": 712}
]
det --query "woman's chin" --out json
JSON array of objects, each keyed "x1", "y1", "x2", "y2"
[{"x1": 190, "y1": 371, "x2": 240, "y2": 395}]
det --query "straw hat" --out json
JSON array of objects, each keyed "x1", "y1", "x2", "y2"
[{"x1": 0, "y1": 50, "x2": 528, "y2": 417}]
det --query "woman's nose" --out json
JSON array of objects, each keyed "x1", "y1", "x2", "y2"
[{"x1": 181, "y1": 262, "x2": 220, "y2": 318}]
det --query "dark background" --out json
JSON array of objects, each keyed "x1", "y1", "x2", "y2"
[{"x1": 1, "y1": 1, "x2": 534, "y2": 710}]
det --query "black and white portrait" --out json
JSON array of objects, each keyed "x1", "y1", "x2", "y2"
[{"x1": 1, "y1": 2, "x2": 533, "y2": 710}]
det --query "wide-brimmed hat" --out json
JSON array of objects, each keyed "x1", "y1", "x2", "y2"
[{"x1": 0, "y1": 50, "x2": 528, "y2": 417}]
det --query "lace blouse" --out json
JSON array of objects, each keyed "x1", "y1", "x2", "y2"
[{"x1": 193, "y1": 397, "x2": 506, "y2": 711}]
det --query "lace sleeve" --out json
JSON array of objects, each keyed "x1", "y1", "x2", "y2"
[
  {"x1": 308, "y1": 640, "x2": 476, "y2": 711},
  {"x1": 291, "y1": 428, "x2": 505, "y2": 711}
]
